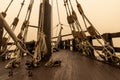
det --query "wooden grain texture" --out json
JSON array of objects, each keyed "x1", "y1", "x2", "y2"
[{"x1": 0, "y1": 50, "x2": 120, "y2": 80}]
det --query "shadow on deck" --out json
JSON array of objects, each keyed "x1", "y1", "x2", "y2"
[{"x1": 0, "y1": 50, "x2": 120, "y2": 80}]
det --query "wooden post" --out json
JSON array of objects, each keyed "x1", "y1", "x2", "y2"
[
  {"x1": 59, "y1": 41, "x2": 64, "y2": 49},
  {"x1": 63, "y1": 41, "x2": 65, "y2": 49},
  {"x1": 87, "y1": 36, "x2": 95, "y2": 58},
  {"x1": 0, "y1": 18, "x2": 3, "y2": 61},
  {"x1": 65, "y1": 40, "x2": 70, "y2": 50},
  {"x1": 72, "y1": 39, "x2": 78, "y2": 51},
  {"x1": 68, "y1": 40, "x2": 70, "y2": 50},
  {"x1": 0, "y1": 17, "x2": 4, "y2": 60},
  {"x1": 103, "y1": 33, "x2": 113, "y2": 62},
  {"x1": 65, "y1": 40, "x2": 67, "y2": 49},
  {"x1": 103, "y1": 33, "x2": 113, "y2": 46}
]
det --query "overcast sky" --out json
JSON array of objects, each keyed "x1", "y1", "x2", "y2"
[{"x1": 0, "y1": 0, "x2": 120, "y2": 41}]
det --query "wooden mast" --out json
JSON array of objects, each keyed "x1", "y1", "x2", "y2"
[
  {"x1": 38, "y1": 0, "x2": 52, "y2": 61},
  {"x1": 0, "y1": 18, "x2": 3, "y2": 55}
]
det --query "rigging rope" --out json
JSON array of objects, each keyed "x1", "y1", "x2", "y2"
[
  {"x1": 16, "y1": 0, "x2": 25, "y2": 18},
  {"x1": 64, "y1": 0, "x2": 76, "y2": 31},
  {"x1": 1, "y1": 0, "x2": 26, "y2": 53},
  {"x1": 56, "y1": 0, "x2": 61, "y2": 24},
  {"x1": 63, "y1": 0, "x2": 109, "y2": 60},
  {"x1": 21, "y1": 0, "x2": 34, "y2": 41},
  {"x1": 4, "y1": 0, "x2": 26, "y2": 38},
  {"x1": 1, "y1": 0, "x2": 26, "y2": 57},
  {"x1": 75, "y1": 0, "x2": 119, "y2": 62},
  {"x1": 55, "y1": 0, "x2": 66, "y2": 39},
  {"x1": 1, "y1": 0, "x2": 35, "y2": 69},
  {"x1": 1, "y1": 0, "x2": 14, "y2": 17},
  {"x1": 1, "y1": 0, "x2": 34, "y2": 58}
]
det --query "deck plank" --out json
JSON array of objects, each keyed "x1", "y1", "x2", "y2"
[{"x1": 0, "y1": 50, "x2": 120, "y2": 80}]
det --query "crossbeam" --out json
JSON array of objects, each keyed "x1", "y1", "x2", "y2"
[
  {"x1": 27, "y1": 25, "x2": 38, "y2": 28},
  {"x1": 52, "y1": 34, "x2": 72, "y2": 39}
]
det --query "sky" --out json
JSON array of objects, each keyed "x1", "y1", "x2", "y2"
[{"x1": 0, "y1": 0, "x2": 120, "y2": 42}]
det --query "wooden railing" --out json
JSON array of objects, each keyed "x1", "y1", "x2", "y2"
[
  {"x1": 56, "y1": 32, "x2": 120, "y2": 52},
  {"x1": 54, "y1": 32, "x2": 120, "y2": 68},
  {"x1": 2, "y1": 32, "x2": 120, "y2": 54}
]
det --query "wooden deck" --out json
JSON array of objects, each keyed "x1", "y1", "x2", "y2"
[{"x1": 0, "y1": 50, "x2": 120, "y2": 80}]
